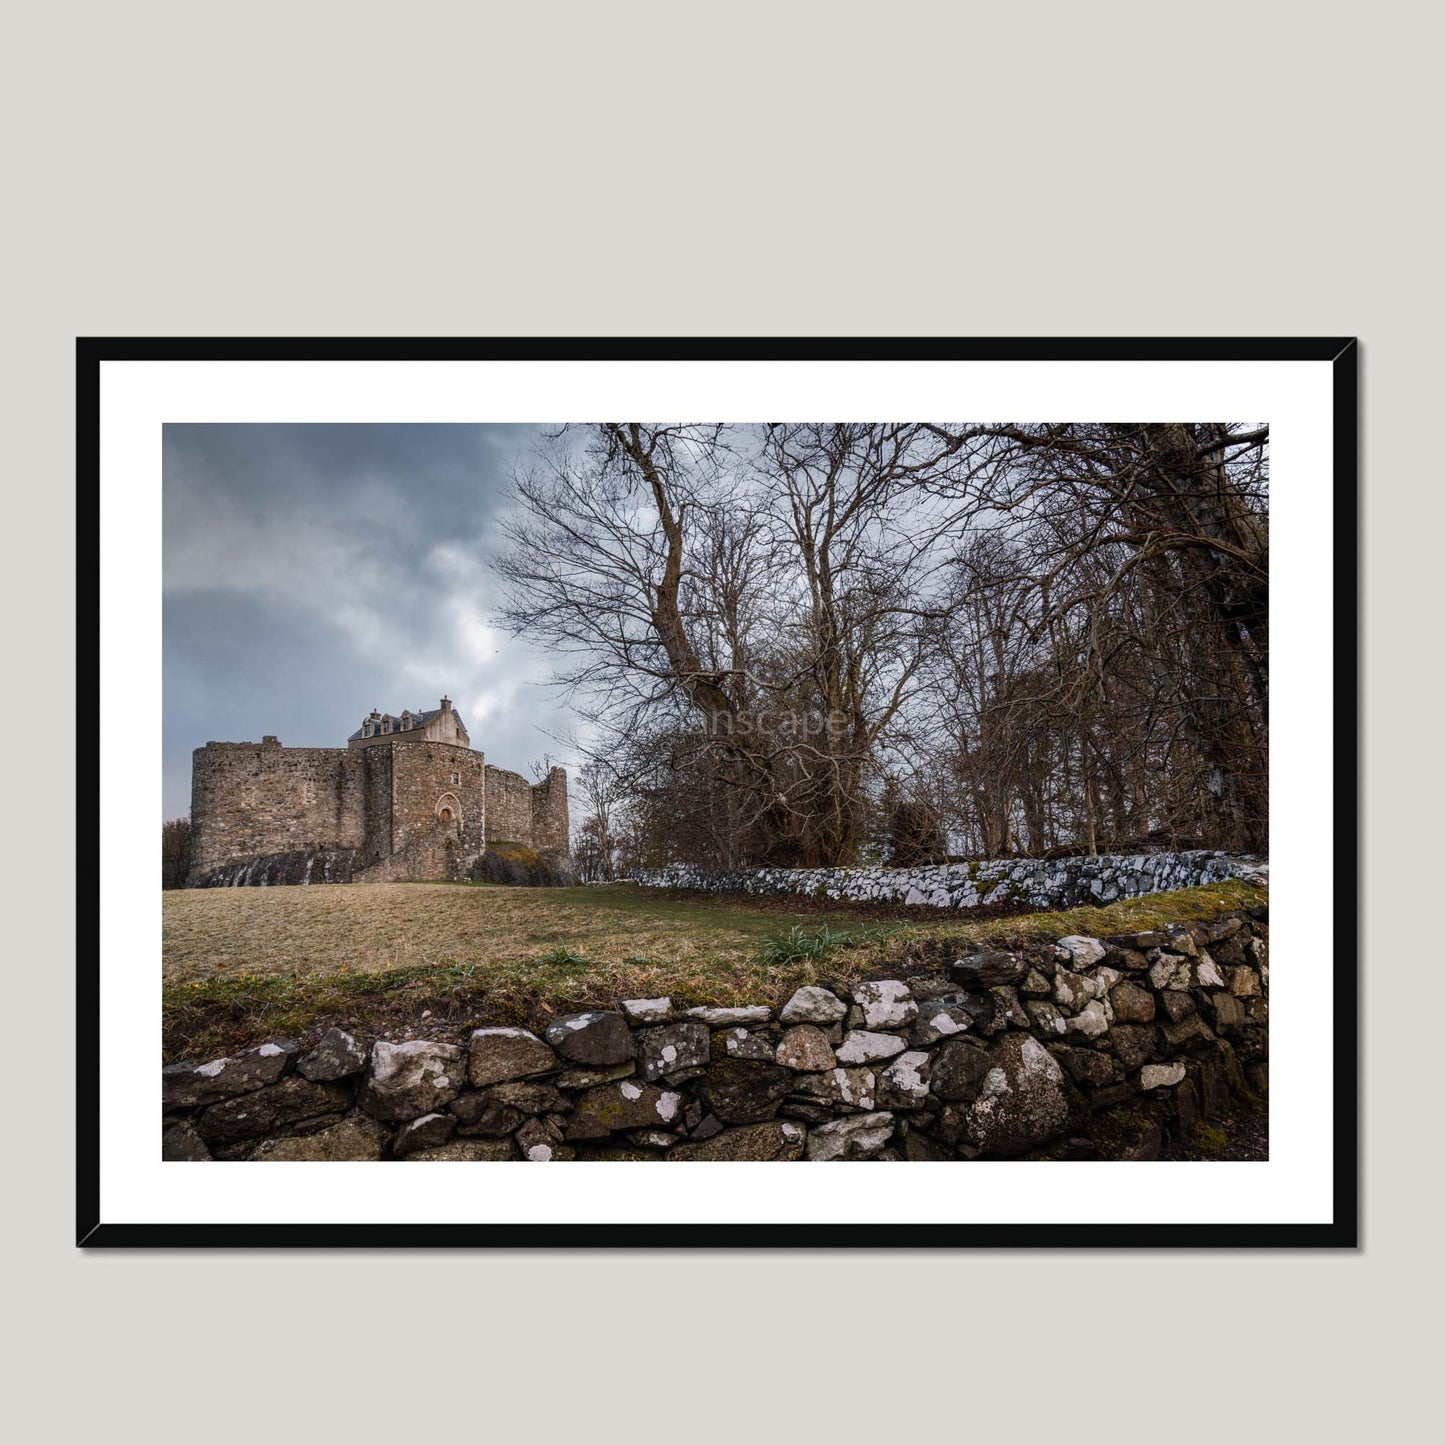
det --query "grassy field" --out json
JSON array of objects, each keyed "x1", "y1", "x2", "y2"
[{"x1": 162, "y1": 877, "x2": 1266, "y2": 1062}]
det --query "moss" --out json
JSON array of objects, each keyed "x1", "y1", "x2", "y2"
[
  {"x1": 1186, "y1": 1120, "x2": 1228, "y2": 1152},
  {"x1": 470, "y1": 842, "x2": 569, "y2": 887}
]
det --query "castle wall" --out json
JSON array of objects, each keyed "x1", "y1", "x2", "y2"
[
  {"x1": 192, "y1": 734, "x2": 566, "y2": 883},
  {"x1": 531, "y1": 766, "x2": 570, "y2": 852},
  {"x1": 483, "y1": 764, "x2": 570, "y2": 851},
  {"x1": 392, "y1": 743, "x2": 486, "y2": 853},
  {"x1": 190, "y1": 741, "x2": 367, "y2": 878},
  {"x1": 484, "y1": 765, "x2": 533, "y2": 843}
]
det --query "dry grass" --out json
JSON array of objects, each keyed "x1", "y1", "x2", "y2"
[{"x1": 161, "y1": 877, "x2": 1266, "y2": 1062}]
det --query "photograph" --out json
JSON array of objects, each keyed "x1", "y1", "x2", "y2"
[{"x1": 84, "y1": 340, "x2": 1354, "y2": 1244}]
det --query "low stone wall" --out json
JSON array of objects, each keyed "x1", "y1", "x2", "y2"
[
  {"x1": 629, "y1": 850, "x2": 1267, "y2": 910},
  {"x1": 162, "y1": 906, "x2": 1268, "y2": 1162}
]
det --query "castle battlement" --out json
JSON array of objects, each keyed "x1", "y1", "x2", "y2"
[{"x1": 188, "y1": 697, "x2": 567, "y2": 886}]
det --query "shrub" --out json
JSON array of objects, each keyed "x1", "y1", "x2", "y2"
[{"x1": 470, "y1": 842, "x2": 577, "y2": 887}]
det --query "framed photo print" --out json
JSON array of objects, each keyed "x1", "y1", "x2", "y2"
[{"x1": 81, "y1": 337, "x2": 1357, "y2": 1246}]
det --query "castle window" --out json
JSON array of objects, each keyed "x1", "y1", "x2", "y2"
[{"x1": 451, "y1": 772, "x2": 459, "y2": 785}]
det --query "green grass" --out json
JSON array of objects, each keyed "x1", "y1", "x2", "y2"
[
  {"x1": 757, "y1": 923, "x2": 883, "y2": 966},
  {"x1": 161, "y1": 877, "x2": 1265, "y2": 1062}
]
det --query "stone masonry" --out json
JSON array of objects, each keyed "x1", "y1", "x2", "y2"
[
  {"x1": 188, "y1": 696, "x2": 568, "y2": 886},
  {"x1": 161, "y1": 904, "x2": 1269, "y2": 1161}
]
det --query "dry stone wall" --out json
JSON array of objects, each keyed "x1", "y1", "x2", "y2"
[
  {"x1": 162, "y1": 906, "x2": 1268, "y2": 1163},
  {"x1": 630, "y1": 850, "x2": 1267, "y2": 911}
]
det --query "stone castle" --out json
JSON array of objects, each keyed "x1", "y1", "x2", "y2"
[{"x1": 188, "y1": 697, "x2": 568, "y2": 886}]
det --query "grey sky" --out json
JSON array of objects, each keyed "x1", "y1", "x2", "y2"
[{"x1": 162, "y1": 424, "x2": 583, "y2": 820}]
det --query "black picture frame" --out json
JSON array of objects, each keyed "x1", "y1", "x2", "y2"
[{"x1": 78, "y1": 336, "x2": 1359, "y2": 1249}]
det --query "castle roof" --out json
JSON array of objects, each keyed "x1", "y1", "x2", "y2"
[{"x1": 347, "y1": 705, "x2": 467, "y2": 742}]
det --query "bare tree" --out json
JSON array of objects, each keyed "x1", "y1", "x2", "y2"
[
  {"x1": 496, "y1": 421, "x2": 1269, "y2": 865},
  {"x1": 162, "y1": 817, "x2": 192, "y2": 890}
]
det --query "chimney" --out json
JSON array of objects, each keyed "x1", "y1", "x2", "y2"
[{"x1": 440, "y1": 695, "x2": 452, "y2": 713}]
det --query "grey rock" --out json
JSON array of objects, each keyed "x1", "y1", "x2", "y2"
[
  {"x1": 1140, "y1": 1062, "x2": 1187, "y2": 1089},
  {"x1": 297, "y1": 1028, "x2": 367, "y2": 1081},
  {"x1": 565, "y1": 1080, "x2": 687, "y2": 1139},
  {"x1": 163, "y1": 1039, "x2": 299, "y2": 1110},
  {"x1": 197, "y1": 1075, "x2": 352, "y2": 1144},
  {"x1": 720, "y1": 1027, "x2": 776, "y2": 1060},
  {"x1": 1159, "y1": 1014, "x2": 1217, "y2": 1053},
  {"x1": 1228, "y1": 966, "x2": 1262, "y2": 998},
  {"x1": 911, "y1": 1002, "x2": 974, "y2": 1047},
  {"x1": 1050, "y1": 1046, "x2": 1117, "y2": 1088},
  {"x1": 406, "y1": 1138, "x2": 518, "y2": 1161},
  {"x1": 776, "y1": 1025, "x2": 836, "y2": 1072},
  {"x1": 553, "y1": 1060, "x2": 635, "y2": 1089},
  {"x1": 902, "y1": 1130, "x2": 955, "y2": 1161},
  {"x1": 1067, "y1": 1000, "x2": 1111, "y2": 1038},
  {"x1": 669, "y1": 1120, "x2": 807, "y2": 1161},
  {"x1": 1163, "y1": 926, "x2": 1199, "y2": 958},
  {"x1": 250, "y1": 1112, "x2": 389, "y2": 1161},
  {"x1": 878, "y1": 1051, "x2": 931, "y2": 1106},
  {"x1": 1206, "y1": 916, "x2": 1244, "y2": 943},
  {"x1": 1156, "y1": 990, "x2": 1194, "y2": 1024},
  {"x1": 1103, "y1": 1023, "x2": 1160, "y2": 1072},
  {"x1": 1108, "y1": 947, "x2": 1151, "y2": 972},
  {"x1": 686, "y1": 1005, "x2": 772, "y2": 1027},
  {"x1": 394, "y1": 1112, "x2": 457, "y2": 1157},
  {"x1": 779, "y1": 986, "x2": 848, "y2": 1025},
  {"x1": 964, "y1": 1035, "x2": 1086, "y2": 1156},
  {"x1": 805, "y1": 1112, "x2": 896, "y2": 1161},
  {"x1": 161, "y1": 1119, "x2": 211, "y2": 1161},
  {"x1": 1109, "y1": 979, "x2": 1156, "y2": 1022},
  {"x1": 1020, "y1": 968, "x2": 1052, "y2": 997},
  {"x1": 906, "y1": 977, "x2": 967, "y2": 1003},
  {"x1": 625, "y1": 1129, "x2": 679, "y2": 1151},
  {"x1": 947, "y1": 950, "x2": 1026, "y2": 987},
  {"x1": 1053, "y1": 968, "x2": 1100, "y2": 1012},
  {"x1": 1208, "y1": 991, "x2": 1246, "y2": 1036},
  {"x1": 469, "y1": 1028, "x2": 559, "y2": 1087},
  {"x1": 851, "y1": 981, "x2": 917, "y2": 1030},
  {"x1": 1107, "y1": 930, "x2": 1168, "y2": 951},
  {"x1": 790, "y1": 1066, "x2": 877, "y2": 1111},
  {"x1": 1195, "y1": 951, "x2": 1226, "y2": 988},
  {"x1": 835, "y1": 1030, "x2": 907, "y2": 1065},
  {"x1": 485, "y1": 1081, "x2": 572, "y2": 1115},
  {"x1": 544, "y1": 1011, "x2": 632, "y2": 1066},
  {"x1": 637, "y1": 1021, "x2": 710, "y2": 1081},
  {"x1": 1024, "y1": 1000, "x2": 1070, "y2": 1036},
  {"x1": 360, "y1": 1040, "x2": 465, "y2": 1122},
  {"x1": 696, "y1": 1058, "x2": 794, "y2": 1124},
  {"x1": 449, "y1": 1091, "x2": 525, "y2": 1138},
  {"x1": 1149, "y1": 953, "x2": 1195, "y2": 991},
  {"x1": 620, "y1": 997, "x2": 672, "y2": 1025},
  {"x1": 957, "y1": 990, "x2": 1011, "y2": 1036},
  {"x1": 1056, "y1": 935, "x2": 1107, "y2": 967},
  {"x1": 517, "y1": 1115, "x2": 575, "y2": 1161},
  {"x1": 930, "y1": 1038, "x2": 992, "y2": 1100},
  {"x1": 992, "y1": 986, "x2": 1030, "y2": 1028}
]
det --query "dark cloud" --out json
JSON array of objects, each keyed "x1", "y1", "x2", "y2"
[{"x1": 162, "y1": 424, "x2": 581, "y2": 819}]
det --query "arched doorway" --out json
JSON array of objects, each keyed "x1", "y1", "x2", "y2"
[{"x1": 435, "y1": 792, "x2": 462, "y2": 827}]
